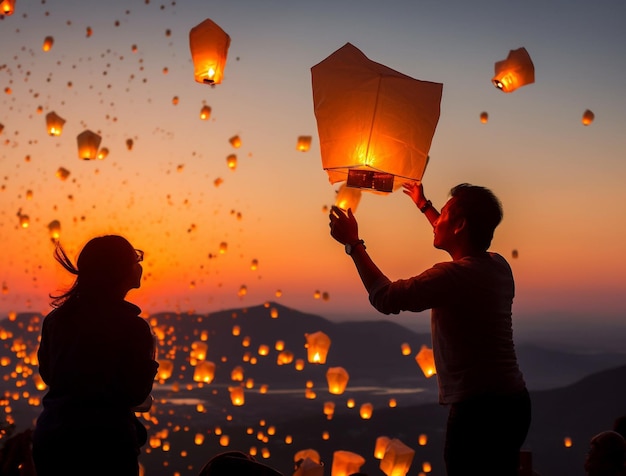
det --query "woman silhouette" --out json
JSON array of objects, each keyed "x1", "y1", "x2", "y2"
[{"x1": 33, "y1": 235, "x2": 158, "y2": 476}]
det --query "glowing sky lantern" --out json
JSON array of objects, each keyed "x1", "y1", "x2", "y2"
[
  {"x1": 0, "y1": 0, "x2": 15, "y2": 15},
  {"x1": 305, "y1": 331, "x2": 331, "y2": 364},
  {"x1": 97, "y1": 147, "x2": 109, "y2": 160},
  {"x1": 294, "y1": 457, "x2": 324, "y2": 476},
  {"x1": 416, "y1": 345, "x2": 436, "y2": 378},
  {"x1": 45, "y1": 111, "x2": 65, "y2": 136},
  {"x1": 480, "y1": 111, "x2": 489, "y2": 124},
  {"x1": 564, "y1": 436, "x2": 573, "y2": 448},
  {"x1": 359, "y1": 402, "x2": 373, "y2": 420},
  {"x1": 189, "y1": 18, "x2": 231, "y2": 85},
  {"x1": 126, "y1": 138, "x2": 134, "y2": 150},
  {"x1": 334, "y1": 182, "x2": 362, "y2": 213},
  {"x1": 229, "y1": 386, "x2": 245, "y2": 406},
  {"x1": 296, "y1": 135, "x2": 312, "y2": 152},
  {"x1": 231, "y1": 365, "x2": 244, "y2": 381},
  {"x1": 47, "y1": 220, "x2": 61, "y2": 241},
  {"x1": 229, "y1": 135, "x2": 242, "y2": 148},
  {"x1": 331, "y1": 450, "x2": 366, "y2": 476},
  {"x1": 192, "y1": 360, "x2": 215, "y2": 383},
  {"x1": 492, "y1": 47, "x2": 535, "y2": 93},
  {"x1": 156, "y1": 359, "x2": 174, "y2": 381},
  {"x1": 418, "y1": 434, "x2": 428, "y2": 446},
  {"x1": 226, "y1": 154, "x2": 237, "y2": 170},
  {"x1": 323, "y1": 401, "x2": 335, "y2": 419},
  {"x1": 199, "y1": 105, "x2": 211, "y2": 120},
  {"x1": 42, "y1": 36, "x2": 54, "y2": 52},
  {"x1": 582, "y1": 109, "x2": 595, "y2": 126},
  {"x1": 17, "y1": 210, "x2": 29, "y2": 228},
  {"x1": 295, "y1": 449, "x2": 321, "y2": 465},
  {"x1": 312, "y1": 42, "x2": 442, "y2": 194},
  {"x1": 374, "y1": 436, "x2": 391, "y2": 459},
  {"x1": 400, "y1": 343, "x2": 411, "y2": 356},
  {"x1": 326, "y1": 366, "x2": 349, "y2": 395},
  {"x1": 56, "y1": 167, "x2": 70, "y2": 181},
  {"x1": 380, "y1": 438, "x2": 415, "y2": 476},
  {"x1": 77, "y1": 130, "x2": 101, "y2": 160},
  {"x1": 190, "y1": 341, "x2": 208, "y2": 361}
]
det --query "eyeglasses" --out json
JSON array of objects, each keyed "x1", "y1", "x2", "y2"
[{"x1": 135, "y1": 249, "x2": 144, "y2": 262}]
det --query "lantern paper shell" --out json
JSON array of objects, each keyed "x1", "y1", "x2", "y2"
[
  {"x1": 331, "y1": 450, "x2": 366, "y2": 476},
  {"x1": 47, "y1": 220, "x2": 61, "y2": 240},
  {"x1": 379, "y1": 438, "x2": 415, "y2": 476},
  {"x1": 1, "y1": 0, "x2": 15, "y2": 15},
  {"x1": 46, "y1": 111, "x2": 66, "y2": 136},
  {"x1": 359, "y1": 403, "x2": 373, "y2": 419},
  {"x1": 326, "y1": 366, "x2": 349, "y2": 395},
  {"x1": 200, "y1": 105, "x2": 212, "y2": 120},
  {"x1": 479, "y1": 111, "x2": 489, "y2": 124},
  {"x1": 193, "y1": 360, "x2": 216, "y2": 383},
  {"x1": 229, "y1": 135, "x2": 242, "y2": 148},
  {"x1": 335, "y1": 182, "x2": 362, "y2": 213},
  {"x1": 582, "y1": 109, "x2": 595, "y2": 126},
  {"x1": 295, "y1": 449, "x2": 321, "y2": 465},
  {"x1": 312, "y1": 42, "x2": 442, "y2": 193},
  {"x1": 374, "y1": 436, "x2": 391, "y2": 459},
  {"x1": 76, "y1": 130, "x2": 102, "y2": 160},
  {"x1": 189, "y1": 18, "x2": 231, "y2": 85},
  {"x1": 492, "y1": 47, "x2": 535, "y2": 93},
  {"x1": 297, "y1": 135, "x2": 312, "y2": 152},
  {"x1": 42, "y1": 36, "x2": 54, "y2": 52},
  {"x1": 157, "y1": 359, "x2": 174, "y2": 381},
  {"x1": 416, "y1": 345, "x2": 436, "y2": 378},
  {"x1": 305, "y1": 331, "x2": 331, "y2": 364},
  {"x1": 229, "y1": 386, "x2": 245, "y2": 406}
]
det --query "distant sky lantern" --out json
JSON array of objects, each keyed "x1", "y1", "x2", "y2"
[
  {"x1": 480, "y1": 111, "x2": 489, "y2": 124},
  {"x1": 42, "y1": 36, "x2": 54, "y2": 52},
  {"x1": 97, "y1": 147, "x2": 109, "y2": 160},
  {"x1": 226, "y1": 154, "x2": 237, "y2": 170},
  {"x1": 323, "y1": 401, "x2": 335, "y2": 419},
  {"x1": 564, "y1": 436, "x2": 573, "y2": 448},
  {"x1": 297, "y1": 135, "x2": 312, "y2": 152},
  {"x1": 76, "y1": 130, "x2": 102, "y2": 160},
  {"x1": 492, "y1": 47, "x2": 535, "y2": 93},
  {"x1": 418, "y1": 434, "x2": 428, "y2": 446},
  {"x1": 157, "y1": 359, "x2": 174, "y2": 381},
  {"x1": 231, "y1": 325, "x2": 240, "y2": 336},
  {"x1": 512, "y1": 249, "x2": 519, "y2": 259},
  {"x1": 251, "y1": 259, "x2": 259, "y2": 271},
  {"x1": 326, "y1": 366, "x2": 349, "y2": 395},
  {"x1": 86, "y1": 26, "x2": 92, "y2": 37},
  {"x1": 400, "y1": 343, "x2": 411, "y2": 356},
  {"x1": 172, "y1": 96, "x2": 179, "y2": 105},
  {"x1": 582, "y1": 109, "x2": 595, "y2": 126},
  {"x1": 416, "y1": 345, "x2": 436, "y2": 378},
  {"x1": 219, "y1": 242, "x2": 228, "y2": 254},
  {"x1": 334, "y1": 182, "x2": 362, "y2": 213},
  {"x1": 258, "y1": 344, "x2": 269, "y2": 356},
  {"x1": 126, "y1": 138, "x2": 134, "y2": 150},
  {"x1": 190, "y1": 341, "x2": 208, "y2": 361},
  {"x1": 312, "y1": 43, "x2": 442, "y2": 194},
  {"x1": 375, "y1": 436, "x2": 391, "y2": 459},
  {"x1": 359, "y1": 403, "x2": 373, "y2": 420},
  {"x1": 45, "y1": 111, "x2": 65, "y2": 136},
  {"x1": 189, "y1": 18, "x2": 231, "y2": 85},
  {"x1": 331, "y1": 450, "x2": 366, "y2": 476},
  {"x1": 18, "y1": 212, "x2": 29, "y2": 229},
  {"x1": 200, "y1": 105, "x2": 211, "y2": 120},
  {"x1": 305, "y1": 331, "x2": 331, "y2": 364},
  {"x1": 230, "y1": 365, "x2": 244, "y2": 381},
  {"x1": 229, "y1": 386, "x2": 245, "y2": 406},
  {"x1": 294, "y1": 358, "x2": 305, "y2": 371},
  {"x1": 238, "y1": 285, "x2": 247, "y2": 297},
  {"x1": 295, "y1": 449, "x2": 321, "y2": 465},
  {"x1": 229, "y1": 135, "x2": 242, "y2": 148},
  {"x1": 380, "y1": 438, "x2": 415, "y2": 476},
  {"x1": 192, "y1": 360, "x2": 215, "y2": 383},
  {"x1": 56, "y1": 167, "x2": 70, "y2": 181},
  {"x1": 47, "y1": 220, "x2": 61, "y2": 241},
  {"x1": 270, "y1": 307, "x2": 278, "y2": 319},
  {"x1": 275, "y1": 340, "x2": 285, "y2": 351},
  {"x1": 0, "y1": 0, "x2": 15, "y2": 15}
]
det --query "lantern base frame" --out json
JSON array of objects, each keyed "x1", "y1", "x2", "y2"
[{"x1": 346, "y1": 169, "x2": 394, "y2": 192}]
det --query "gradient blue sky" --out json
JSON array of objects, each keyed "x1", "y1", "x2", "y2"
[{"x1": 1, "y1": 1, "x2": 625, "y2": 333}]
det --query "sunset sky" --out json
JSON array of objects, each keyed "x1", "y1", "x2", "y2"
[{"x1": 1, "y1": 0, "x2": 625, "y2": 328}]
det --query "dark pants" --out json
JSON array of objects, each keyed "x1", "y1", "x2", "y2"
[{"x1": 444, "y1": 388, "x2": 531, "y2": 476}]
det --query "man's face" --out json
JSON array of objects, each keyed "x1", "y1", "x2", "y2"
[{"x1": 433, "y1": 198, "x2": 459, "y2": 251}]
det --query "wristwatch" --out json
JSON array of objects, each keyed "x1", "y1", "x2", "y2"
[{"x1": 345, "y1": 239, "x2": 365, "y2": 255}]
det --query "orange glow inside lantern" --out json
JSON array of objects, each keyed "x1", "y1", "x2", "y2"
[
  {"x1": 42, "y1": 36, "x2": 54, "y2": 52},
  {"x1": 326, "y1": 366, "x2": 349, "y2": 395},
  {"x1": 297, "y1": 135, "x2": 312, "y2": 152},
  {"x1": 479, "y1": 111, "x2": 489, "y2": 124},
  {"x1": 564, "y1": 436, "x2": 573, "y2": 448},
  {"x1": 295, "y1": 358, "x2": 305, "y2": 371},
  {"x1": 331, "y1": 450, "x2": 366, "y2": 476},
  {"x1": 359, "y1": 403, "x2": 373, "y2": 419},
  {"x1": 157, "y1": 359, "x2": 174, "y2": 381},
  {"x1": 422, "y1": 461, "x2": 432, "y2": 473},
  {"x1": 312, "y1": 43, "x2": 442, "y2": 193},
  {"x1": 97, "y1": 147, "x2": 109, "y2": 160},
  {"x1": 229, "y1": 135, "x2": 242, "y2": 148},
  {"x1": 45, "y1": 111, "x2": 66, "y2": 136},
  {"x1": 189, "y1": 18, "x2": 231, "y2": 85},
  {"x1": 418, "y1": 433, "x2": 428, "y2": 446},
  {"x1": 400, "y1": 343, "x2": 411, "y2": 356},
  {"x1": 492, "y1": 47, "x2": 535, "y2": 93},
  {"x1": 335, "y1": 182, "x2": 362, "y2": 213},
  {"x1": 77, "y1": 130, "x2": 102, "y2": 160},
  {"x1": 258, "y1": 344, "x2": 269, "y2": 356},
  {"x1": 229, "y1": 386, "x2": 245, "y2": 406},
  {"x1": 375, "y1": 436, "x2": 391, "y2": 459},
  {"x1": 277, "y1": 350, "x2": 294, "y2": 365},
  {"x1": 416, "y1": 345, "x2": 436, "y2": 378},
  {"x1": 380, "y1": 438, "x2": 415, "y2": 476},
  {"x1": 47, "y1": 220, "x2": 61, "y2": 240},
  {"x1": 1, "y1": 0, "x2": 15, "y2": 15},
  {"x1": 582, "y1": 109, "x2": 594, "y2": 126},
  {"x1": 192, "y1": 360, "x2": 215, "y2": 383},
  {"x1": 226, "y1": 154, "x2": 237, "y2": 170},
  {"x1": 305, "y1": 331, "x2": 331, "y2": 364}
]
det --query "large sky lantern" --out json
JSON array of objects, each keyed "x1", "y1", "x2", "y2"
[
  {"x1": 45, "y1": 111, "x2": 65, "y2": 136},
  {"x1": 326, "y1": 366, "x2": 349, "y2": 395},
  {"x1": 189, "y1": 18, "x2": 231, "y2": 85},
  {"x1": 380, "y1": 438, "x2": 415, "y2": 476},
  {"x1": 0, "y1": 0, "x2": 15, "y2": 15},
  {"x1": 492, "y1": 47, "x2": 535, "y2": 93},
  {"x1": 416, "y1": 345, "x2": 437, "y2": 378},
  {"x1": 312, "y1": 42, "x2": 443, "y2": 196},
  {"x1": 76, "y1": 130, "x2": 102, "y2": 160},
  {"x1": 359, "y1": 402, "x2": 373, "y2": 420},
  {"x1": 374, "y1": 435, "x2": 391, "y2": 459},
  {"x1": 582, "y1": 109, "x2": 595, "y2": 126},
  {"x1": 331, "y1": 450, "x2": 366, "y2": 476},
  {"x1": 294, "y1": 457, "x2": 324, "y2": 476},
  {"x1": 334, "y1": 182, "x2": 362, "y2": 213},
  {"x1": 305, "y1": 331, "x2": 331, "y2": 364},
  {"x1": 229, "y1": 385, "x2": 245, "y2": 406},
  {"x1": 192, "y1": 360, "x2": 215, "y2": 383}
]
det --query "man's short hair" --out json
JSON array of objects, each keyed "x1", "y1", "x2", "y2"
[{"x1": 448, "y1": 183, "x2": 503, "y2": 251}]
